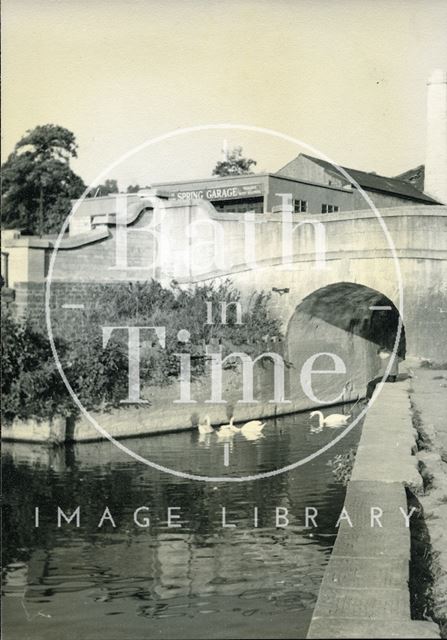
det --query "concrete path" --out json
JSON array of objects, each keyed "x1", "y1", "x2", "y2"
[
  {"x1": 307, "y1": 380, "x2": 440, "y2": 639},
  {"x1": 351, "y1": 383, "x2": 421, "y2": 490}
]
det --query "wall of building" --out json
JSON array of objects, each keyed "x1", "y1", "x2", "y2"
[
  {"x1": 269, "y1": 175, "x2": 434, "y2": 213},
  {"x1": 153, "y1": 172, "x2": 432, "y2": 215},
  {"x1": 153, "y1": 174, "x2": 269, "y2": 212},
  {"x1": 274, "y1": 155, "x2": 434, "y2": 211},
  {"x1": 277, "y1": 154, "x2": 346, "y2": 188},
  {"x1": 351, "y1": 189, "x2": 431, "y2": 211},
  {"x1": 266, "y1": 175, "x2": 354, "y2": 213}
]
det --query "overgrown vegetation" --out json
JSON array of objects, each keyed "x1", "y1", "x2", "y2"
[
  {"x1": 1, "y1": 308, "x2": 74, "y2": 423},
  {"x1": 327, "y1": 448, "x2": 356, "y2": 485},
  {"x1": 2, "y1": 280, "x2": 282, "y2": 423}
]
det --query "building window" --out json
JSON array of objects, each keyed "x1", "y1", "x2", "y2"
[
  {"x1": 212, "y1": 197, "x2": 264, "y2": 214},
  {"x1": 294, "y1": 199, "x2": 308, "y2": 213},
  {"x1": 321, "y1": 204, "x2": 340, "y2": 213}
]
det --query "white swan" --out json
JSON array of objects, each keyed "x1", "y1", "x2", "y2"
[
  {"x1": 309, "y1": 411, "x2": 350, "y2": 430},
  {"x1": 216, "y1": 428, "x2": 235, "y2": 442},
  {"x1": 239, "y1": 420, "x2": 265, "y2": 435},
  {"x1": 228, "y1": 419, "x2": 266, "y2": 438},
  {"x1": 198, "y1": 415, "x2": 214, "y2": 434},
  {"x1": 218, "y1": 417, "x2": 239, "y2": 434},
  {"x1": 241, "y1": 430, "x2": 265, "y2": 441}
]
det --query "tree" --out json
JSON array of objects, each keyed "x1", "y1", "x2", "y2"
[
  {"x1": 126, "y1": 184, "x2": 151, "y2": 193},
  {"x1": 94, "y1": 179, "x2": 119, "y2": 196},
  {"x1": 212, "y1": 146, "x2": 257, "y2": 177},
  {"x1": 1, "y1": 125, "x2": 86, "y2": 234},
  {"x1": 14, "y1": 124, "x2": 78, "y2": 162}
]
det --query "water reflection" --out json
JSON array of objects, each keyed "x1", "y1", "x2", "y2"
[{"x1": 2, "y1": 406, "x2": 362, "y2": 640}]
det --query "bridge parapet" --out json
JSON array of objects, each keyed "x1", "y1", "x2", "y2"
[{"x1": 2, "y1": 202, "x2": 446, "y2": 361}]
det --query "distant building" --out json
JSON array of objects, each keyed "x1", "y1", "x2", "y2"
[
  {"x1": 150, "y1": 152, "x2": 438, "y2": 216},
  {"x1": 65, "y1": 147, "x2": 439, "y2": 238},
  {"x1": 151, "y1": 69, "x2": 447, "y2": 214}
]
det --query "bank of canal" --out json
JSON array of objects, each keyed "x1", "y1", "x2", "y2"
[
  {"x1": 307, "y1": 376, "x2": 441, "y2": 639},
  {"x1": 410, "y1": 365, "x2": 447, "y2": 638}
]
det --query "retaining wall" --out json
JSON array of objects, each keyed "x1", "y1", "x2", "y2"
[{"x1": 306, "y1": 380, "x2": 440, "y2": 639}]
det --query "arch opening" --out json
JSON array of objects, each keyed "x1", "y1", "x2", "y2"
[{"x1": 285, "y1": 282, "x2": 406, "y2": 406}]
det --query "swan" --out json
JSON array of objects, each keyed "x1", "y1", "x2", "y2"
[
  {"x1": 229, "y1": 419, "x2": 266, "y2": 438},
  {"x1": 309, "y1": 411, "x2": 350, "y2": 430},
  {"x1": 239, "y1": 420, "x2": 265, "y2": 435},
  {"x1": 218, "y1": 417, "x2": 239, "y2": 434},
  {"x1": 241, "y1": 430, "x2": 265, "y2": 441},
  {"x1": 198, "y1": 415, "x2": 214, "y2": 434},
  {"x1": 216, "y1": 428, "x2": 235, "y2": 442}
]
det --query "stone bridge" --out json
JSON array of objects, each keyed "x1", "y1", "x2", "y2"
[
  {"x1": 156, "y1": 201, "x2": 446, "y2": 362},
  {"x1": 4, "y1": 198, "x2": 447, "y2": 385}
]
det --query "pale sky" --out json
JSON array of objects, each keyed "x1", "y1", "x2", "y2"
[{"x1": 2, "y1": 0, "x2": 447, "y2": 188}]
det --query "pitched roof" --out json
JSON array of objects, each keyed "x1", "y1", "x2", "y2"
[
  {"x1": 394, "y1": 165, "x2": 425, "y2": 192},
  {"x1": 295, "y1": 154, "x2": 438, "y2": 204}
]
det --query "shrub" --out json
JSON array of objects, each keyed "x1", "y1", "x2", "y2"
[
  {"x1": 2, "y1": 280, "x2": 282, "y2": 422},
  {"x1": 327, "y1": 448, "x2": 356, "y2": 486},
  {"x1": 1, "y1": 308, "x2": 73, "y2": 423},
  {"x1": 54, "y1": 279, "x2": 282, "y2": 388}
]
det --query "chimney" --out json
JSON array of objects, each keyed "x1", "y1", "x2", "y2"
[{"x1": 425, "y1": 69, "x2": 447, "y2": 204}]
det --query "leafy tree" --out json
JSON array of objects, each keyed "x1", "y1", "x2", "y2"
[
  {"x1": 212, "y1": 146, "x2": 257, "y2": 177},
  {"x1": 126, "y1": 184, "x2": 151, "y2": 193},
  {"x1": 14, "y1": 124, "x2": 78, "y2": 161},
  {"x1": 94, "y1": 179, "x2": 119, "y2": 196},
  {"x1": 1, "y1": 125, "x2": 86, "y2": 234}
]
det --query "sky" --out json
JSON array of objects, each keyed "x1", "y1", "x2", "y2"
[{"x1": 2, "y1": 0, "x2": 447, "y2": 189}]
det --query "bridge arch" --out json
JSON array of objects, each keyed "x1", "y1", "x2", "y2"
[{"x1": 285, "y1": 282, "x2": 406, "y2": 403}]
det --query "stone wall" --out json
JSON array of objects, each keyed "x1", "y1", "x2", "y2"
[
  {"x1": 307, "y1": 380, "x2": 440, "y2": 639},
  {"x1": 4, "y1": 203, "x2": 447, "y2": 362}
]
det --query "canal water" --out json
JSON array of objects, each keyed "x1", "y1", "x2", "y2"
[{"x1": 2, "y1": 406, "x2": 362, "y2": 640}]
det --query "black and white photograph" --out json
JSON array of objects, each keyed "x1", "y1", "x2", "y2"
[{"x1": 1, "y1": 1, "x2": 447, "y2": 638}]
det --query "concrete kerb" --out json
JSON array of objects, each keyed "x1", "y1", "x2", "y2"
[{"x1": 306, "y1": 377, "x2": 440, "y2": 639}]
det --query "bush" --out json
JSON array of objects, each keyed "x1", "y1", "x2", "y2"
[
  {"x1": 2, "y1": 280, "x2": 282, "y2": 423},
  {"x1": 54, "y1": 279, "x2": 282, "y2": 388},
  {"x1": 1, "y1": 308, "x2": 74, "y2": 423},
  {"x1": 327, "y1": 448, "x2": 356, "y2": 486}
]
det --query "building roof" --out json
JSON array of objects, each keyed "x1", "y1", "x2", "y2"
[
  {"x1": 393, "y1": 165, "x2": 425, "y2": 192},
  {"x1": 291, "y1": 154, "x2": 438, "y2": 204}
]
